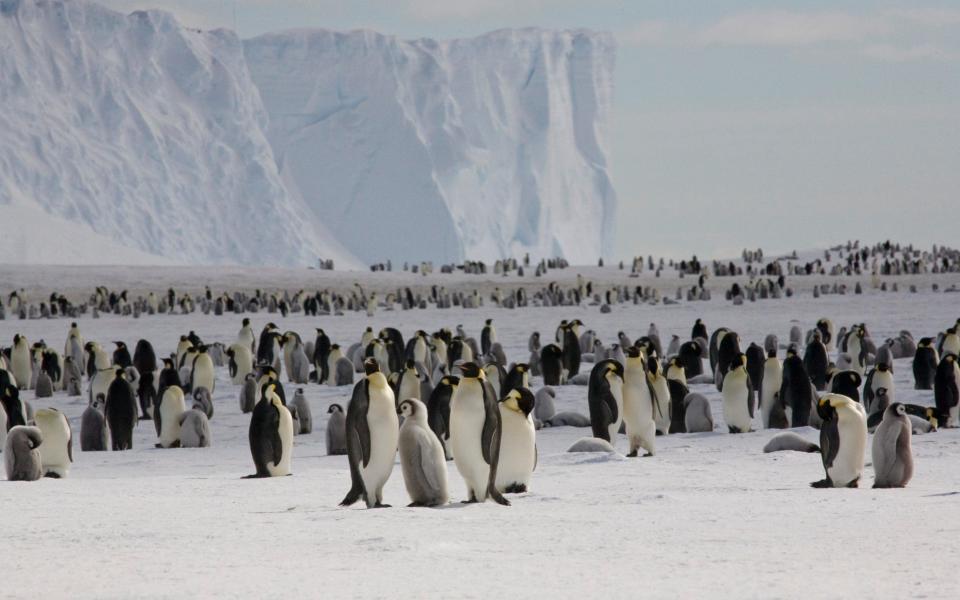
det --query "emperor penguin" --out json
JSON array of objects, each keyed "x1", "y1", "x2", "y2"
[
  {"x1": 871, "y1": 403, "x2": 913, "y2": 488},
  {"x1": 816, "y1": 318, "x2": 835, "y2": 352},
  {"x1": 11, "y1": 335, "x2": 31, "y2": 390},
  {"x1": 80, "y1": 395, "x2": 108, "y2": 452},
  {"x1": 395, "y1": 360, "x2": 422, "y2": 404},
  {"x1": 540, "y1": 344, "x2": 565, "y2": 386},
  {"x1": 780, "y1": 349, "x2": 813, "y2": 427},
  {"x1": 866, "y1": 362, "x2": 895, "y2": 416},
  {"x1": 803, "y1": 332, "x2": 829, "y2": 391},
  {"x1": 226, "y1": 343, "x2": 254, "y2": 385},
  {"x1": 481, "y1": 319, "x2": 496, "y2": 356},
  {"x1": 189, "y1": 346, "x2": 215, "y2": 394},
  {"x1": 722, "y1": 353, "x2": 755, "y2": 433},
  {"x1": 397, "y1": 398, "x2": 449, "y2": 507},
  {"x1": 812, "y1": 394, "x2": 867, "y2": 488},
  {"x1": 85, "y1": 341, "x2": 111, "y2": 378},
  {"x1": 449, "y1": 362, "x2": 510, "y2": 505},
  {"x1": 934, "y1": 354, "x2": 959, "y2": 427},
  {"x1": 4, "y1": 426, "x2": 43, "y2": 482},
  {"x1": 105, "y1": 369, "x2": 136, "y2": 451},
  {"x1": 335, "y1": 357, "x2": 355, "y2": 386},
  {"x1": 913, "y1": 338, "x2": 938, "y2": 390},
  {"x1": 501, "y1": 363, "x2": 530, "y2": 400},
  {"x1": 238, "y1": 318, "x2": 256, "y2": 355},
  {"x1": 290, "y1": 388, "x2": 312, "y2": 434},
  {"x1": 247, "y1": 383, "x2": 294, "y2": 477},
  {"x1": 33, "y1": 408, "x2": 72, "y2": 478},
  {"x1": 847, "y1": 326, "x2": 867, "y2": 375},
  {"x1": 326, "y1": 404, "x2": 348, "y2": 455},
  {"x1": 133, "y1": 340, "x2": 158, "y2": 420},
  {"x1": 179, "y1": 408, "x2": 211, "y2": 448},
  {"x1": 314, "y1": 329, "x2": 332, "y2": 384},
  {"x1": 155, "y1": 386, "x2": 186, "y2": 448},
  {"x1": 64, "y1": 323, "x2": 84, "y2": 366},
  {"x1": 684, "y1": 393, "x2": 714, "y2": 433},
  {"x1": 647, "y1": 356, "x2": 671, "y2": 435},
  {"x1": 340, "y1": 359, "x2": 400, "y2": 508},
  {"x1": 942, "y1": 328, "x2": 960, "y2": 357},
  {"x1": 427, "y1": 375, "x2": 459, "y2": 460},
  {"x1": 1, "y1": 385, "x2": 27, "y2": 431},
  {"x1": 588, "y1": 359, "x2": 624, "y2": 443},
  {"x1": 239, "y1": 373, "x2": 256, "y2": 413},
  {"x1": 623, "y1": 347, "x2": 656, "y2": 457},
  {"x1": 677, "y1": 341, "x2": 703, "y2": 378},
  {"x1": 761, "y1": 350, "x2": 786, "y2": 429},
  {"x1": 327, "y1": 345, "x2": 346, "y2": 386},
  {"x1": 175, "y1": 336, "x2": 194, "y2": 370},
  {"x1": 496, "y1": 387, "x2": 537, "y2": 494}
]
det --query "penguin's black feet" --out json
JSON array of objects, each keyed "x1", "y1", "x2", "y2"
[
  {"x1": 642, "y1": 452, "x2": 654, "y2": 458},
  {"x1": 372, "y1": 502, "x2": 391, "y2": 509},
  {"x1": 810, "y1": 478, "x2": 833, "y2": 488},
  {"x1": 626, "y1": 450, "x2": 638, "y2": 457},
  {"x1": 845, "y1": 477, "x2": 859, "y2": 488},
  {"x1": 408, "y1": 502, "x2": 424, "y2": 507},
  {"x1": 44, "y1": 472, "x2": 61, "y2": 479},
  {"x1": 505, "y1": 484, "x2": 527, "y2": 494}
]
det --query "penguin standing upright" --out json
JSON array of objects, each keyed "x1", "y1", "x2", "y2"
[
  {"x1": 677, "y1": 341, "x2": 703, "y2": 378},
  {"x1": 247, "y1": 383, "x2": 294, "y2": 477},
  {"x1": 540, "y1": 344, "x2": 564, "y2": 386},
  {"x1": 105, "y1": 369, "x2": 136, "y2": 451},
  {"x1": 872, "y1": 403, "x2": 913, "y2": 488},
  {"x1": 647, "y1": 356, "x2": 671, "y2": 435},
  {"x1": 812, "y1": 394, "x2": 867, "y2": 488},
  {"x1": 80, "y1": 395, "x2": 108, "y2": 452},
  {"x1": 587, "y1": 360, "x2": 624, "y2": 443},
  {"x1": 722, "y1": 354, "x2": 755, "y2": 433},
  {"x1": 913, "y1": 338, "x2": 938, "y2": 390},
  {"x1": 238, "y1": 318, "x2": 256, "y2": 355},
  {"x1": 427, "y1": 375, "x2": 459, "y2": 460},
  {"x1": 10, "y1": 335, "x2": 31, "y2": 390},
  {"x1": 803, "y1": 332, "x2": 829, "y2": 391},
  {"x1": 395, "y1": 360, "x2": 422, "y2": 403},
  {"x1": 226, "y1": 343, "x2": 254, "y2": 385},
  {"x1": 501, "y1": 364, "x2": 529, "y2": 400},
  {"x1": 191, "y1": 346, "x2": 216, "y2": 394},
  {"x1": 816, "y1": 318, "x2": 835, "y2": 352},
  {"x1": 341, "y1": 359, "x2": 400, "y2": 508},
  {"x1": 133, "y1": 339, "x2": 158, "y2": 420},
  {"x1": 155, "y1": 386, "x2": 186, "y2": 448},
  {"x1": 715, "y1": 331, "x2": 742, "y2": 391},
  {"x1": 397, "y1": 398, "x2": 449, "y2": 507},
  {"x1": 622, "y1": 347, "x2": 656, "y2": 457},
  {"x1": 847, "y1": 326, "x2": 867, "y2": 375},
  {"x1": 481, "y1": 319, "x2": 496, "y2": 357},
  {"x1": 761, "y1": 350, "x2": 786, "y2": 429},
  {"x1": 33, "y1": 408, "x2": 72, "y2": 478},
  {"x1": 562, "y1": 325, "x2": 581, "y2": 379},
  {"x1": 496, "y1": 388, "x2": 537, "y2": 494},
  {"x1": 934, "y1": 354, "x2": 959, "y2": 427},
  {"x1": 780, "y1": 349, "x2": 814, "y2": 427},
  {"x1": 449, "y1": 362, "x2": 510, "y2": 505},
  {"x1": 313, "y1": 329, "x2": 332, "y2": 384}
]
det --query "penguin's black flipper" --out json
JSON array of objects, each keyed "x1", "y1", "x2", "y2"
[{"x1": 341, "y1": 380, "x2": 371, "y2": 506}]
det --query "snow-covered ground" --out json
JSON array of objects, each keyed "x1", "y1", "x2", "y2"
[{"x1": 3, "y1": 267, "x2": 960, "y2": 599}]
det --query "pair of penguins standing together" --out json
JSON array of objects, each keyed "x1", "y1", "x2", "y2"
[{"x1": 248, "y1": 357, "x2": 534, "y2": 507}]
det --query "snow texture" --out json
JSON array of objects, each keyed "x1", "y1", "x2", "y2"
[
  {"x1": 243, "y1": 27, "x2": 617, "y2": 265},
  {"x1": 2, "y1": 264, "x2": 960, "y2": 598},
  {"x1": 0, "y1": 0, "x2": 355, "y2": 267}
]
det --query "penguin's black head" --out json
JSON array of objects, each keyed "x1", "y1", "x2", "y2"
[
  {"x1": 331, "y1": 343, "x2": 340, "y2": 350},
  {"x1": 114, "y1": 341, "x2": 125, "y2": 347},
  {"x1": 458, "y1": 362, "x2": 482, "y2": 378},
  {"x1": 485, "y1": 319, "x2": 492, "y2": 325},
  {"x1": 625, "y1": 346, "x2": 642, "y2": 359},
  {"x1": 444, "y1": 375, "x2": 460, "y2": 386},
  {"x1": 114, "y1": 368, "x2": 125, "y2": 380},
  {"x1": 327, "y1": 403, "x2": 343, "y2": 414},
  {"x1": 403, "y1": 359, "x2": 415, "y2": 370},
  {"x1": 242, "y1": 318, "x2": 250, "y2": 326},
  {"x1": 502, "y1": 387, "x2": 535, "y2": 416},
  {"x1": 163, "y1": 358, "x2": 174, "y2": 369},
  {"x1": 877, "y1": 362, "x2": 890, "y2": 372},
  {"x1": 363, "y1": 358, "x2": 381, "y2": 375},
  {"x1": 514, "y1": 363, "x2": 528, "y2": 373}
]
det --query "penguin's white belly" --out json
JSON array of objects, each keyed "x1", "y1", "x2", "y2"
[
  {"x1": 623, "y1": 382, "x2": 656, "y2": 454},
  {"x1": 651, "y1": 378, "x2": 670, "y2": 432},
  {"x1": 159, "y1": 396, "x2": 186, "y2": 447},
  {"x1": 496, "y1": 410, "x2": 535, "y2": 490},
  {"x1": 359, "y1": 395, "x2": 399, "y2": 491},
  {"x1": 828, "y1": 412, "x2": 866, "y2": 486},
  {"x1": 760, "y1": 366, "x2": 782, "y2": 428},
  {"x1": 608, "y1": 385, "x2": 624, "y2": 443},
  {"x1": 722, "y1": 379, "x2": 752, "y2": 432},
  {"x1": 267, "y1": 405, "x2": 294, "y2": 476},
  {"x1": 399, "y1": 377, "x2": 420, "y2": 401},
  {"x1": 413, "y1": 340, "x2": 427, "y2": 364},
  {"x1": 451, "y1": 401, "x2": 490, "y2": 497},
  {"x1": 283, "y1": 347, "x2": 295, "y2": 382},
  {"x1": 944, "y1": 337, "x2": 960, "y2": 357},
  {"x1": 193, "y1": 360, "x2": 214, "y2": 392},
  {"x1": 11, "y1": 349, "x2": 31, "y2": 388},
  {"x1": 38, "y1": 428, "x2": 70, "y2": 477}
]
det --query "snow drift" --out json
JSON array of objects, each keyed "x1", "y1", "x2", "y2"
[
  {"x1": 0, "y1": 0, "x2": 353, "y2": 267},
  {"x1": 245, "y1": 28, "x2": 617, "y2": 264}
]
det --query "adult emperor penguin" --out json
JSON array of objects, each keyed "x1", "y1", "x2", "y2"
[
  {"x1": 397, "y1": 398, "x2": 449, "y2": 507},
  {"x1": 105, "y1": 369, "x2": 136, "y2": 451},
  {"x1": 313, "y1": 328, "x2": 332, "y2": 384},
  {"x1": 722, "y1": 354, "x2": 755, "y2": 433},
  {"x1": 449, "y1": 362, "x2": 510, "y2": 505},
  {"x1": 803, "y1": 331, "x2": 829, "y2": 391},
  {"x1": 395, "y1": 360, "x2": 422, "y2": 404},
  {"x1": 677, "y1": 341, "x2": 703, "y2": 378},
  {"x1": 847, "y1": 326, "x2": 867, "y2": 375},
  {"x1": 133, "y1": 339, "x2": 158, "y2": 420},
  {"x1": 4, "y1": 426, "x2": 43, "y2": 482},
  {"x1": 816, "y1": 318, "x2": 835, "y2": 352},
  {"x1": 540, "y1": 344, "x2": 565, "y2": 386},
  {"x1": 11, "y1": 335, "x2": 31, "y2": 390},
  {"x1": 427, "y1": 375, "x2": 459, "y2": 460},
  {"x1": 481, "y1": 319, "x2": 496, "y2": 357},
  {"x1": 715, "y1": 331, "x2": 742, "y2": 391},
  {"x1": 780, "y1": 348, "x2": 813, "y2": 427},
  {"x1": 588, "y1": 359, "x2": 624, "y2": 443},
  {"x1": 326, "y1": 404, "x2": 348, "y2": 455},
  {"x1": 648, "y1": 356, "x2": 671, "y2": 435},
  {"x1": 64, "y1": 322, "x2": 84, "y2": 366},
  {"x1": 341, "y1": 359, "x2": 400, "y2": 508},
  {"x1": 872, "y1": 403, "x2": 913, "y2": 488},
  {"x1": 934, "y1": 354, "x2": 959, "y2": 427},
  {"x1": 33, "y1": 408, "x2": 72, "y2": 478},
  {"x1": 561, "y1": 325, "x2": 582, "y2": 379},
  {"x1": 865, "y1": 362, "x2": 895, "y2": 417},
  {"x1": 496, "y1": 387, "x2": 537, "y2": 494},
  {"x1": 812, "y1": 394, "x2": 867, "y2": 488},
  {"x1": 913, "y1": 338, "x2": 938, "y2": 390},
  {"x1": 191, "y1": 345, "x2": 216, "y2": 394},
  {"x1": 238, "y1": 318, "x2": 256, "y2": 355},
  {"x1": 830, "y1": 370, "x2": 863, "y2": 404},
  {"x1": 502, "y1": 363, "x2": 530, "y2": 400},
  {"x1": 761, "y1": 349, "x2": 786, "y2": 429},
  {"x1": 226, "y1": 343, "x2": 254, "y2": 385},
  {"x1": 623, "y1": 347, "x2": 657, "y2": 457},
  {"x1": 155, "y1": 386, "x2": 186, "y2": 448},
  {"x1": 247, "y1": 383, "x2": 294, "y2": 478}
]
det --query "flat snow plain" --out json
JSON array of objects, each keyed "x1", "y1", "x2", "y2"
[{"x1": 2, "y1": 265, "x2": 959, "y2": 599}]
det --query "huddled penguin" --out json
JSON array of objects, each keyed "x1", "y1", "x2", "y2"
[
  {"x1": 912, "y1": 338, "x2": 938, "y2": 390},
  {"x1": 33, "y1": 408, "x2": 72, "y2": 478},
  {"x1": 192, "y1": 387, "x2": 214, "y2": 420},
  {"x1": 722, "y1": 353, "x2": 755, "y2": 433},
  {"x1": 871, "y1": 403, "x2": 913, "y2": 488},
  {"x1": 4, "y1": 426, "x2": 43, "y2": 481},
  {"x1": 449, "y1": 362, "x2": 510, "y2": 505},
  {"x1": 684, "y1": 393, "x2": 714, "y2": 433},
  {"x1": 623, "y1": 347, "x2": 656, "y2": 457},
  {"x1": 247, "y1": 382, "x2": 294, "y2": 478},
  {"x1": 587, "y1": 360, "x2": 624, "y2": 443},
  {"x1": 812, "y1": 394, "x2": 867, "y2": 488},
  {"x1": 80, "y1": 395, "x2": 108, "y2": 452},
  {"x1": 427, "y1": 375, "x2": 459, "y2": 460},
  {"x1": 496, "y1": 387, "x2": 537, "y2": 494},
  {"x1": 397, "y1": 398, "x2": 449, "y2": 507},
  {"x1": 105, "y1": 369, "x2": 136, "y2": 451},
  {"x1": 290, "y1": 388, "x2": 312, "y2": 434},
  {"x1": 341, "y1": 359, "x2": 400, "y2": 508},
  {"x1": 816, "y1": 318, "x2": 835, "y2": 352},
  {"x1": 325, "y1": 404, "x2": 348, "y2": 455},
  {"x1": 155, "y1": 386, "x2": 186, "y2": 448},
  {"x1": 179, "y1": 408, "x2": 211, "y2": 448}
]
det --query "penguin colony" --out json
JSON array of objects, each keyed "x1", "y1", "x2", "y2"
[{"x1": 1, "y1": 240, "x2": 956, "y2": 499}]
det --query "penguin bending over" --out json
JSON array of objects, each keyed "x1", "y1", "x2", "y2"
[
  {"x1": 496, "y1": 387, "x2": 537, "y2": 494},
  {"x1": 34, "y1": 408, "x2": 72, "y2": 478},
  {"x1": 4, "y1": 426, "x2": 43, "y2": 481}
]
